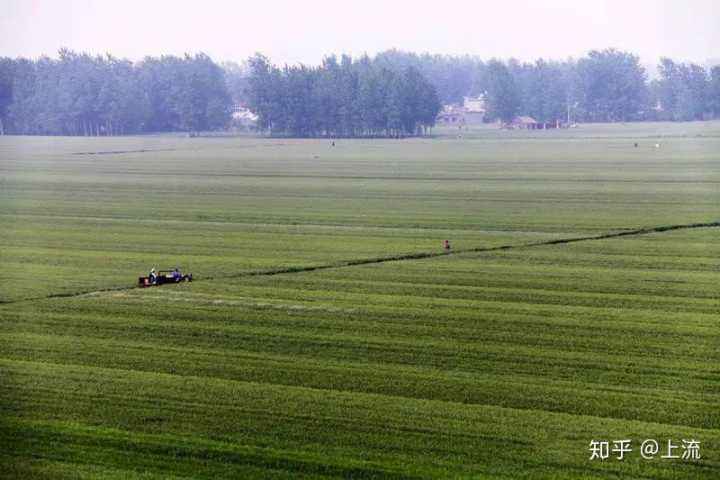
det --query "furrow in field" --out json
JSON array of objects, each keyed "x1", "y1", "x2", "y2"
[
  {"x1": 1, "y1": 332, "x2": 717, "y2": 429},
  {"x1": 2, "y1": 358, "x2": 718, "y2": 479},
  {"x1": 1, "y1": 220, "x2": 717, "y2": 305}
]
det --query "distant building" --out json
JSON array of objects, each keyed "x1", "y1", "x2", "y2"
[
  {"x1": 231, "y1": 104, "x2": 258, "y2": 129},
  {"x1": 462, "y1": 96, "x2": 486, "y2": 124},
  {"x1": 436, "y1": 104, "x2": 466, "y2": 125},
  {"x1": 436, "y1": 95, "x2": 486, "y2": 126},
  {"x1": 508, "y1": 116, "x2": 540, "y2": 129},
  {"x1": 502, "y1": 116, "x2": 567, "y2": 130}
]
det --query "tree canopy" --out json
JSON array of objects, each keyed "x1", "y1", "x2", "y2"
[
  {"x1": 363, "y1": 48, "x2": 717, "y2": 124},
  {"x1": 0, "y1": 50, "x2": 230, "y2": 135},
  {"x1": 245, "y1": 54, "x2": 441, "y2": 137},
  {"x1": 651, "y1": 58, "x2": 712, "y2": 121},
  {"x1": 0, "y1": 48, "x2": 717, "y2": 136}
]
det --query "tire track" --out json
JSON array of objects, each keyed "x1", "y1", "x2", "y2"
[
  {"x1": 1, "y1": 220, "x2": 718, "y2": 305},
  {"x1": 72, "y1": 148, "x2": 177, "y2": 156}
]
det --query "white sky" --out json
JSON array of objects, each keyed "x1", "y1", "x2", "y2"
[{"x1": 1, "y1": 0, "x2": 718, "y2": 66}]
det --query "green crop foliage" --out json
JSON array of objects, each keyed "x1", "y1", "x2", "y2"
[{"x1": 1, "y1": 123, "x2": 719, "y2": 478}]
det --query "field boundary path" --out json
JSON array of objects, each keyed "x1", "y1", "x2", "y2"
[{"x1": 2, "y1": 220, "x2": 718, "y2": 305}]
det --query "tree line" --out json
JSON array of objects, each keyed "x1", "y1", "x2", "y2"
[
  {"x1": 369, "y1": 49, "x2": 720, "y2": 123},
  {"x1": 245, "y1": 54, "x2": 440, "y2": 137},
  {"x1": 0, "y1": 49, "x2": 230, "y2": 135},
  {"x1": 1, "y1": 48, "x2": 719, "y2": 136}
]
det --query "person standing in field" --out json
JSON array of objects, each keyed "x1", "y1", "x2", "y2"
[{"x1": 443, "y1": 239, "x2": 451, "y2": 252}]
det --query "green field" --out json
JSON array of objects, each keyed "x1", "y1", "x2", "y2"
[{"x1": 1, "y1": 123, "x2": 719, "y2": 479}]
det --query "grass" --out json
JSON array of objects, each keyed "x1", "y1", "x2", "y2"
[{"x1": 1, "y1": 122, "x2": 719, "y2": 478}]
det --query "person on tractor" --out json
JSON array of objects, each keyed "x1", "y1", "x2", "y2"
[
  {"x1": 172, "y1": 268, "x2": 181, "y2": 281},
  {"x1": 149, "y1": 267, "x2": 157, "y2": 284}
]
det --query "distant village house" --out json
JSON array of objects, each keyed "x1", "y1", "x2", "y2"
[
  {"x1": 437, "y1": 96, "x2": 569, "y2": 130},
  {"x1": 231, "y1": 104, "x2": 258, "y2": 129},
  {"x1": 436, "y1": 95, "x2": 486, "y2": 126},
  {"x1": 502, "y1": 116, "x2": 567, "y2": 130},
  {"x1": 506, "y1": 116, "x2": 539, "y2": 129}
]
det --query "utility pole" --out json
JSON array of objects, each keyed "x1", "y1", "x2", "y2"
[{"x1": 567, "y1": 101, "x2": 571, "y2": 125}]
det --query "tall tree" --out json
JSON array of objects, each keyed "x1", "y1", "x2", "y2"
[
  {"x1": 246, "y1": 54, "x2": 440, "y2": 137},
  {"x1": 709, "y1": 66, "x2": 720, "y2": 117},
  {"x1": 484, "y1": 60, "x2": 520, "y2": 123},
  {"x1": 576, "y1": 49, "x2": 647, "y2": 122},
  {"x1": 222, "y1": 60, "x2": 250, "y2": 105},
  {"x1": 0, "y1": 58, "x2": 13, "y2": 134},
  {"x1": 657, "y1": 58, "x2": 710, "y2": 120},
  {"x1": 246, "y1": 53, "x2": 278, "y2": 133},
  {"x1": 520, "y1": 59, "x2": 569, "y2": 123}
]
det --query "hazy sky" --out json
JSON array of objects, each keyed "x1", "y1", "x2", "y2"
[{"x1": 1, "y1": 0, "x2": 718, "y2": 66}]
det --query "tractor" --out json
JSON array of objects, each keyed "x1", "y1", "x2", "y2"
[{"x1": 138, "y1": 268, "x2": 193, "y2": 288}]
